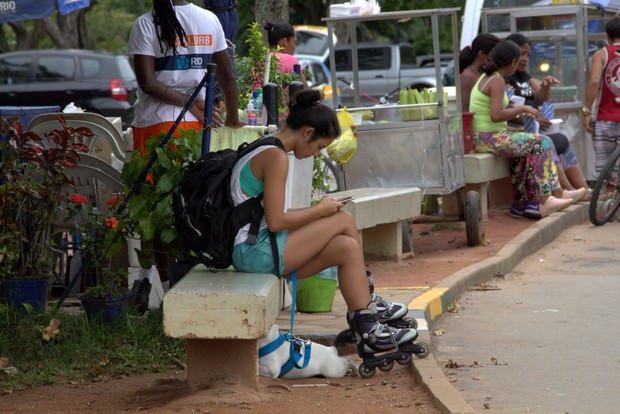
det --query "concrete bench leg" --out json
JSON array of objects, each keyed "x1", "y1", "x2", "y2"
[
  {"x1": 186, "y1": 339, "x2": 259, "y2": 390},
  {"x1": 361, "y1": 222, "x2": 402, "y2": 261}
]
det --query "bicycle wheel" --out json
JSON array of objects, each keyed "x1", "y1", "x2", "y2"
[
  {"x1": 315, "y1": 153, "x2": 341, "y2": 197},
  {"x1": 589, "y1": 147, "x2": 620, "y2": 226}
]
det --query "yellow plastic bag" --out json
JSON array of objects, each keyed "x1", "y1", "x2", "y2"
[{"x1": 326, "y1": 108, "x2": 358, "y2": 164}]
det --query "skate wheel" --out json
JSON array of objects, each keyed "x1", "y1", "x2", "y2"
[
  {"x1": 396, "y1": 354, "x2": 412, "y2": 365},
  {"x1": 358, "y1": 363, "x2": 376, "y2": 378},
  {"x1": 378, "y1": 361, "x2": 394, "y2": 372},
  {"x1": 415, "y1": 341, "x2": 431, "y2": 359}
]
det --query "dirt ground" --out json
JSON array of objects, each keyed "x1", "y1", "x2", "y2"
[{"x1": 0, "y1": 209, "x2": 533, "y2": 414}]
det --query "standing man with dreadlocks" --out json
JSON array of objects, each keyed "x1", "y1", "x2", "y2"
[
  {"x1": 127, "y1": 0, "x2": 243, "y2": 295},
  {"x1": 128, "y1": 0, "x2": 242, "y2": 153}
]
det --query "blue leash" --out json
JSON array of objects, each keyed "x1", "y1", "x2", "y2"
[{"x1": 258, "y1": 271, "x2": 312, "y2": 377}]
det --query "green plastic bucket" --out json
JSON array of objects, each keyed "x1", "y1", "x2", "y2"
[{"x1": 295, "y1": 275, "x2": 337, "y2": 313}]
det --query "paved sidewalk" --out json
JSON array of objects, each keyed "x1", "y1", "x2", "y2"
[{"x1": 277, "y1": 203, "x2": 587, "y2": 414}]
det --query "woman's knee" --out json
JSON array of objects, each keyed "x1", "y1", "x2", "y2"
[
  {"x1": 538, "y1": 134, "x2": 555, "y2": 151},
  {"x1": 548, "y1": 133, "x2": 569, "y2": 154},
  {"x1": 330, "y1": 233, "x2": 362, "y2": 259},
  {"x1": 332, "y1": 209, "x2": 357, "y2": 230}
]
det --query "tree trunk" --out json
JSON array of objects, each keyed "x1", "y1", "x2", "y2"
[
  {"x1": 254, "y1": 0, "x2": 288, "y2": 34},
  {"x1": 42, "y1": 10, "x2": 89, "y2": 49}
]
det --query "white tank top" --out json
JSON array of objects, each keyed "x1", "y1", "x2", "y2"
[{"x1": 231, "y1": 145, "x2": 289, "y2": 245}]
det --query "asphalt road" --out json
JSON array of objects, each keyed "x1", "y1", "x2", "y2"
[{"x1": 433, "y1": 221, "x2": 620, "y2": 414}]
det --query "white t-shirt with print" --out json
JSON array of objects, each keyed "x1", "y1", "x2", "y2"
[{"x1": 127, "y1": 3, "x2": 227, "y2": 128}]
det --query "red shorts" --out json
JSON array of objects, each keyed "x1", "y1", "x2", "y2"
[{"x1": 132, "y1": 121, "x2": 202, "y2": 154}]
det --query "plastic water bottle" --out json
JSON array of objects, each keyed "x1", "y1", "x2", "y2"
[
  {"x1": 252, "y1": 90, "x2": 263, "y2": 125},
  {"x1": 245, "y1": 100, "x2": 255, "y2": 125}
]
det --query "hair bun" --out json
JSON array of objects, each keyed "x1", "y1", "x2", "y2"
[{"x1": 289, "y1": 89, "x2": 321, "y2": 111}]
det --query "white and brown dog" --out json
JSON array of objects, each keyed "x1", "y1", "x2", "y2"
[{"x1": 258, "y1": 324, "x2": 357, "y2": 379}]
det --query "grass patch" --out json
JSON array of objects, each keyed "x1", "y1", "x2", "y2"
[{"x1": 0, "y1": 304, "x2": 184, "y2": 394}]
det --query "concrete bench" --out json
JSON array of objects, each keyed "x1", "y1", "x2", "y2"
[
  {"x1": 443, "y1": 153, "x2": 511, "y2": 219},
  {"x1": 163, "y1": 266, "x2": 281, "y2": 390},
  {"x1": 329, "y1": 187, "x2": 422, "y2": 261}
]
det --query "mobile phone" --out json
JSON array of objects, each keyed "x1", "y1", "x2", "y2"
[{"x1": 338, "y1": 196, "x2": 356, "y2": 203}]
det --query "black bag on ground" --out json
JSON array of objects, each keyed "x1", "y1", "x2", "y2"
[{"x1": 172, "y1": 136, "x2": 285, "y2": 271}]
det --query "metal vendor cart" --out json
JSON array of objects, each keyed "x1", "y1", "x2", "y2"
[
  {"x1": 480, "y1": 3, "x2": 620, "y2": 181},
  {"x1": 323, "y1": 9, "x2": 483, "y2": 245}
]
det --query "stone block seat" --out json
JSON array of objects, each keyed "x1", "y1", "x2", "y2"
[
  {"x1": 443, "y1": 153, "x2": 511, "y2": 219},
  {"x1": 163, "y1": 266, "x2": 281, "y2": 390},
  {"x1": 328, "y1": 187, "x2": 422, "y2": 261}
]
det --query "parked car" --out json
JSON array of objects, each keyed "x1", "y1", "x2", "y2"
[
  {"x1": 297, "y1": 55, "x2": 340, "y2": 107},
  {"x1": 0, "y1": 49, "x2": 138, "y2": 128},
  {"x1": 294, "y1": 26, "x2": 451, "y2": 107},
  {"x1": 329, "y1": 42, "x2": 452, "y2": 107},
  {"x1": 294, "y1": 25, "x2": 337, "y2": 62}
]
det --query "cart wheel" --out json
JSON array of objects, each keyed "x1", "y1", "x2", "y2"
[{"x1": 465, "y1": 191, "x2": 483, "y2": 246}]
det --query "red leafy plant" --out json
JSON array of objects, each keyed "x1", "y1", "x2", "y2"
[
  {"x1": 0, "y1": 116, "x2": 91, "y2": 280},
  {"x1": 63, "y1": 193, "x2": 130, "y2": 299}
]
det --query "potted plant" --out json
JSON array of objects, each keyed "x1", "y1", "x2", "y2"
[
  {"x1": 0, "y1": 116, "x2": 90, "y2": 311},
  {"x1": 235, "y1": 21, "x2": 309, "y2": 115},
  {"x1": 63, "y1": 192, "x2": 131, "y2": 323},
  {"x1": 120, "y1": 130, "x2": 202, "y2": 286}
]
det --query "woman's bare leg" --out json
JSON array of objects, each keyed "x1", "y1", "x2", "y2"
[
  {"x1": 565, "y1": 165, "x2": 589, "y2": 189},
  {"x1": 556, "y1": 164, "x2": 574, "y2": 190},
  {"x1": 282, "y1": 211, "x2": 369, "y2": 311}
]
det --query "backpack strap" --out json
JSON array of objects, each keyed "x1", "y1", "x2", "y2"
[
  {"x1": 268, "y1": 230, "x2": 280, "y2": 277},
  {"x1": 245, "y1": 194, "x2": 264, "y2": 245}
]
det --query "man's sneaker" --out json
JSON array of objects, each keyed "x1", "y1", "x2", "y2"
[
  {"x1": 509, "y1": 203, "x2": 525, "y2": 218},
  {"x1": 522, "y1": 201, "x2": 542, "y2": 219}
]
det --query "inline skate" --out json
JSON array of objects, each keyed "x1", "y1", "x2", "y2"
[
  {"x1": 349, "y1": 301, "x2": 429, "y2": 378},
  {"x1": 335, "y1": 271, "x2": 417, "y2": 346}
]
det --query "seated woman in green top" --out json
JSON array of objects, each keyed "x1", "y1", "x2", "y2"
[{"x1": 470, "y1": 40, "x2": 581, "y2": 218}]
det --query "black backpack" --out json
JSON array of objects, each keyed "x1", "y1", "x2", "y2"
[{"x1": 172, "y1": 136, "x2": 285, "y2": 272}]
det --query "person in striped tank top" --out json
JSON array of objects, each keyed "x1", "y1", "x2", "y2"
[{"x1": 585, "y1": 16, "x2": 620, "y2": 178}]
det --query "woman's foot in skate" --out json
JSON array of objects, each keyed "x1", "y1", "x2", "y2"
[
  {"x1": 371, "y1": 292, "x2": 408, "y2": 321},
  {"x1": 350, "y1": 302, "x2": 418, "y2": 356},
  {"x1": 366, "y1": 271, "x2": 411, "y2": 327}
]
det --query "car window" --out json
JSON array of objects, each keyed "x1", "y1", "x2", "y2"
[
  {"x1": 359, "y1": 47, "x2": 390, "y2": 70},
  {"x1": 0, "y1": 56, "x2": 31, "y2": 85},
  {"x1": 310, "y1": 62, "x2": 328, "y2": 85},
  {"x1": 335, "y1": 49, "x2": 351, "y2": 71},
  {"x1": 400, "y1": 45, "x2": 417, "y2": 68},
  {"x1": 296, "y1": 31, "x2": 328, "y2": 58},
  {"x1": 335, "y1": 47, "x2": 391, "y2": 71},
  {"x1": 35, "y1": 56, "x2": 75, "y2": 82},
  {"x1": 80, "y1": 58, "x2": 101, "y2": 78},
  {"x1": 116, "y1": 57, "x2": 137, "y2": 81}
]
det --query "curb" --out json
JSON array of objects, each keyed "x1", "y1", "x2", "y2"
[{"x1": 409, "y1": 203, "x2": 588, "y2": 414}]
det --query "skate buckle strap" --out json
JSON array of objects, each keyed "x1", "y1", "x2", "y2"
[{"x1": 258, "y1": 270, "x2": 312, "y2": 376}]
